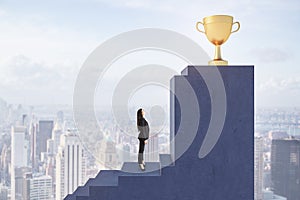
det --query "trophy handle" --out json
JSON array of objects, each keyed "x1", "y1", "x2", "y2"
[
  {"x1": 196, "y1": 22, "x2": 205, "y2": 33},
  {"x1": 231, "y1": 22, "x2": 240, "y2": 33}
]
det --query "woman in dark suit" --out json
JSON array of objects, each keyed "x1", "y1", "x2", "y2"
[{"x1": 137, "y1": 108, "x2": 149, "y2": 171}]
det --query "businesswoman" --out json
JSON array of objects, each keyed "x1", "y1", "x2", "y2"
[{"x1": 137, "y1": 108, "x2": 149, "y2": 171}]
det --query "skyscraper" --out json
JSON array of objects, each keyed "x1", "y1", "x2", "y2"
[
  {"x1": 51, "y1": 122, "x2": 63, "y2": 154},
  {"x1": 29, "y1": 122, "x2": 38, "y2": 170},
  {"x1": 56, "y1": 131, "x2": 86, "y2": 200},
  {"x1": 271, "y1": 138, "x2": 300, "y2": 200},
  {"x1": 37, "y1": 120, "x2": 54, "y2": 160},
  {"x1": 11, "y1": 126, "x2": 30, "y2": 200},
  {"x1": 12, "y1": 167, "x2": 31, "y2": 200},
  {"x1": 0, "y1": 183, "x2": 8, "y2": 200},
  {"x1": 255, "y1": 137, "x2": 264, "y2": 200},
  {"x1": 98, "y1": 139, "x2": 118, "y2": 169},
  {"x1": 0, "y1": 144, "x2": 10, "y2": 184},
  {"x1": 11, "y1": 126, "x2": 28, "y2": 168}
]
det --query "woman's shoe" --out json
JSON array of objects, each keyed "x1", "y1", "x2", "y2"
[
  {"x1": 139, "y1": 164, "x2": 145, "y2": 171},
  {"x1": 142, "y1": 160, "x2": 145, "y2": 167}
]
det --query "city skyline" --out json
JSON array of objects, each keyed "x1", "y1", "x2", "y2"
[{"x1": 0, "y1": 1, "x2": 300, "y2": 199}]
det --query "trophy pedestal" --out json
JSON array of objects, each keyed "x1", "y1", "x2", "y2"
[{"x1": 208, "y1": 59, "x2": 228, "y2": 66}]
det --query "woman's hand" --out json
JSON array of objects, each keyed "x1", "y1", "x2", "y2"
[{"x1": 144, "y1": 140, "x2": 148, "y2": 144}]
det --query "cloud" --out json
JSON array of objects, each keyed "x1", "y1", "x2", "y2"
[
  {"x1": 91, "y1": 0, "x2": 244, "y2": 14},
  {"x1": 91, "y1": 0, "x2": 300, "y2": 16},
  {"x1": 0, "y1": 55, "x2": 79, "y2": 104},
  {"x1": 250, "y1": 47, "x2": 290, "y2": 63},
  {"x1": 0, "y1": 8, "x2": 7, "y2": 16},
  {"x1": 0, "y1": 5, "x2": 96, "y2": 104},
  {"x1": 257, "y1": 77, "x2": 300, "y2": 92},
  {"x1": 256, "y1": 77, "x2": 300, "y2": 107},
  {"x1": 1, "y1": 55, "x2": 67, "y2": 89},
  {"x1": 0, "y1": 6, "x2": 96, "y2": 65}
]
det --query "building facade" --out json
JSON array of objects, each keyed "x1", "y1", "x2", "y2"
[
  {"x1": 11, "y1": 126, "x2": 30, "y2": 200},
  {"x1": 255, "y1": 137, "x2": 264, "y2": 200},
  {"x1": 23, "y1": 173, "x2": 53, "y2": 200},
  {"x1": 271, "y1": 139, "x2": 300, "y2": 200},
  {"x1": 37, "y1": 120, "x2": 54, "y2": 160},
  {"x1": 56, "y1": 132, "x2": 86, "y2": 200}
]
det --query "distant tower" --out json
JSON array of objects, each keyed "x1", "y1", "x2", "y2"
[
  {"x1": 56, "y1": 111, "x2": 64, "y2": 124},
  {"x1": 271, "y1": 139, "x2": 300, "y2": 200},
  {"x1": 29, "y1": 122, "x2": 38, "y2": 170},
  {"x1": 122, "y1": 144, "x2": 131, "y2": 162},
  {"x1": 56, "y1": 131, "x2": 86, "y2": 200},
  {"x1": 254, "y1": 137, "x2": 264, "y2": 200},
  {"x1": 98, "y1": 139, "x2": 118, "y2": 169},
  {"x1": 0, "y1": 144, "x2": 9, "y2": 184},
  {"x1": 37, "y1": 120, "x2": 54, "y2": 160},
  {"x1": 52, "y1": 122, "x2": 63, "y2": 154}
]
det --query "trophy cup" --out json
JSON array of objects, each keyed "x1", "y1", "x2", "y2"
[{"x1": 196, "y1": 15, "x2": 240, "y2": 65}]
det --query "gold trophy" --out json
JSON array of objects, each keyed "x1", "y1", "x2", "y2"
[{"x1": 196, "y1": 15, "x2": 240, "y2": 65}]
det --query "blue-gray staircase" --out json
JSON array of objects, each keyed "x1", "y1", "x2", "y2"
[
  {"x1": 65, "y1": 66, "x2": 254, "y2": 200},
  {"x1": 65, "y1": 158, "x2": 167, "y2": 200}
]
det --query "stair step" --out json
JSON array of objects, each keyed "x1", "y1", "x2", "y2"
[
  {"x1": 93, "y1": 170, "x2": 119, "y2": 185},
  {"x1": 66, "y1": 161, "x2": 162, "y2": 199},
  {"x1": 66, "y1": 170, "x2": 121, "y2": 199},
  {"x1": 66, "y1": 163, "x2": 161, "y2": 199},
  {"x1": 65, "y1": 179, "x2": 94, "y2": 199},
  {"x1": 159, "y1": 154, "x2": 174, "y2": 168},
  {"x1": 64, "y1": 194, "x2": 75, "y2": 200},
  {"x1": 121, "y1": 162, "x2": 161, "y2": 175}
]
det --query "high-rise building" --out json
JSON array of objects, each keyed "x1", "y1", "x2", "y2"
[
  {"x1": 268, "y1": 131, "x2": 289, "y2": 140},
  {"x1": 37, "y1": 120, "x2": 54, "y2": 160},
  {"x1": 255, "y1": 137, "x2": 264, "y2": 200},
  {"x1": 98, "y1": 139, "x2": 118, "y2": 169},
  {"x1": 51, "y1": 122, "x2": 63, "y2": 154},
  {"x1": 0, "y1": 183, "x2": 8, "y2": 200},
  {"x1": 47, "y1": 139, "x2": 55, "y2": 155},
  {"x1": 12, "y1": 167, "x2": 31, "y2": 200},
  {"x1": 29, "y1": 122, "x2": 38, "y2": 170},
  {"x1": 56, "y1": 111, "x2": 64, "y2": 124},
  {"x1": 46, "y1": 156, "x2": 56, "y2": 196},
  {"x1": 56, "y1": 131, "x2": 86, "y2": 200},
  {"x1": 11, "y1": 126, "x2": 28, "y2": 168},
  {"x1": 122, "y1": 143, "x2": 131, "y2": 162},
  {"x1": 23, "y1": 173, "x2": 31, "y2": 200},
  {"x1": 11, "y1": 126, "x2": 30, "y2": 200},
  {"x1": 0, "y1": 144, "x2": 10, "y2": 184},
  {"x1": 23, "y1": 173, "x2": 53, "y2": 200},
  {"x1": 271, "y1": 138, "x2": 300, "y2": 200}
]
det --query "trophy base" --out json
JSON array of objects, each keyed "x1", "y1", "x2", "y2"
[{"x1": 208, "y1": 59, "x2": 228, "y2": 66}]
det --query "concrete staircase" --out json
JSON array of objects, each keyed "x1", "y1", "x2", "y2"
[
  {"x1": 65, "y1": 66, "x2": 254, "y2": 200},
  {"x1": 65, "y1": 154, "x2": 172, "y2": 200}
]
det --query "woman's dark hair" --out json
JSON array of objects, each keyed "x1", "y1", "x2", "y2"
[{"x1": 137, "y1": 108, "x2": 143, "y2": 127}]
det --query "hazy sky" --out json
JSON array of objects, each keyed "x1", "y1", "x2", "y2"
[{"x1": 0, "y1": 0, "x2": 299, "y2": 107}]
